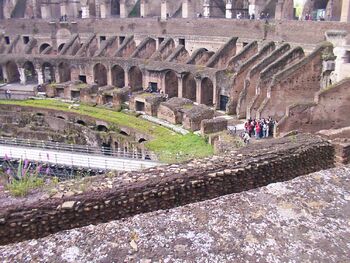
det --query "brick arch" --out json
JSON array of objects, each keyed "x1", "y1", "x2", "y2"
[
  {"x1": 93, "y1": 63, "x2": 108, "y2": 87},
  {"x1": 5, "y1": 61, "x2": 20, "y2": 83},
  {"x1": 164, "y1": 70, "x2": 178, "y2": 98},
  {"x1": 23, "y1": 61, "x2": 37, "y2": 83},
  {"x1": 58, "y1": 62, "x2": 71, "y2": 83},
  {"x1": 111, "y1": 64, "x2": 125, "y2": 88},
  {"x1": 182, "y1": 73, "x2": 196, "y2": 102},
  {"x1": 128, "y1": 66, "x2": 143, "y2": 91},
  {"x1": 42, "y1": 62, "x2": 55, "y2": 83},
  {"x1": 201, "y1": 77, "x2": 214, "y2": 106},
  {"x1": 39, "y1": 43, "x2": 51, "y2": 54}
]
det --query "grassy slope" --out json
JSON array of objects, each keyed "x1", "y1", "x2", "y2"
[{"x1": 0, "y1": 100, "x2": 213, "y2": 163}]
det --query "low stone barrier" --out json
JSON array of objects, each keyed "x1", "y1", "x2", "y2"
[
  {"x1": 201, "y1": 118, "x2": 228, "y2": 135},
  {"x1": 0, "y1": 134, "x2": 334, "y2": 245}
]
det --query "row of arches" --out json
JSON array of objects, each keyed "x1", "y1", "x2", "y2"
[{"x1": 2, "y1": 60, "x2": 214, "y2": 105}]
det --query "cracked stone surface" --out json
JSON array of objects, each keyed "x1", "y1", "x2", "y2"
[{"x1": 1, "y1": 165, "x2": 350, "y2": 262}]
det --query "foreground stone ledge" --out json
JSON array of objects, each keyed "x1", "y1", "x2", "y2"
[
  {"x1": 0, "y1": 134, "x2": 335, "y2": 245},
  {"x1": 1, "y1": 165, "x2": 349, "y2": 262}
]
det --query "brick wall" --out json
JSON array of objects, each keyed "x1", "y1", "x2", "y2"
[{"x1": 0, "y1": 134, "x2": 334, "y2": 245}]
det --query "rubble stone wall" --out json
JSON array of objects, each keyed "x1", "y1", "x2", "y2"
[{"x1": 0, "y1": 135, "x2": 334, "y2": 245}]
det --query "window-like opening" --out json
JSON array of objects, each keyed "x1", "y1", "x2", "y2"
[
  {"x1": 58, "y1": 43, "x2": 65, "y2": 52},
  {"x1": 179, "y1": 38, "x2": 185, "y2": 46},
  {"x1": 219, "y1": 95, "x2": 229, "y2": 111},
  {"x1": 135, "y1": 101, "x2": 145, "y2": 112},
  {"x1": 77, "y1": 120, "x2": 86, "y2": 126},
  {"x1": 243, "y1": 42, "x2": 248, "y2": 47},
  {"x1": 36, "y1": 112, "x2": 45, "y2": 116},
  {"x1": 57, "y1": 116, "x2": 66, "y2": 120},
  {"x1": 5, "y1": 36, "x2": 10, "y2": 45},
  {"x1": 56, "y1": 88, "x2": 64, "y2": 98},
  {"x1": 23, "y1": 36, "x2": 30, "y2": 44},
  {"x1": 97, "y1": 125, "x2": 108, "y2": 132},
  {"x1": 79, "y1": 75, "x2": 87, "y2": 83},
  {"x1": 149, "y1": 82, "x2": 158, "y2": 93},
  {"x1": 158, "y1": 37, "x2": 164, "y2": 46},
  {"x1": 100, "y1": 36, "x2": 106, "y2": 42},
  {"x1": 71, "y1": 91, "x2": 80, "y2": 99},
  {"x1": 120, "y1": 130, "x2": 129, "y2": 136},
  {"x1": 102, "y1": 143, "x2": 112, "y2": 155},
  {"x1": 119, "y1": 36, "x2": 125, "y2": 45},
  {"x1": 105, "y1": 95, "x2": 113, "y2": 103},
  {"x1": 138, "y1": 138, "x2": 147, "y2": 143}
]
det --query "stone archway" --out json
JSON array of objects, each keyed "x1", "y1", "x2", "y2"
[
  {"x1": 201, "y1": 77, "x2": 214, "y2": 106},
  {"x1": 42, "y1": 62, "x2": 55, "y2": 83},
  {"x1": 128, "y1": 66, "x2": 143, "y2": 91},
  {"x1": 182, "y1": 73, "x2": 196, "y2": 102},
  {"x1": 23, "y1": 61, "x2": 37, "y2": 83},
  {"x1": 58, "y1": 62, "x2": 71, "y2": 83},
  {"x1": 39, "y1": 43, "x2": 51, "y2": 54},
  {"x1": 6, "y1": 61, "x2": 20, "y2": 83},
  {"x1": 93, "y1": 63, "x2": 108, "y2": 87},
  {"x1": 111, "y1": 64, "x2": 125, "y2": 88},
  {"x1": 111, "y1": 0, "x2": 120, "y2": 16},
  {"x1": 164, "y1": 70, "x2": 178, "y2": 98}
]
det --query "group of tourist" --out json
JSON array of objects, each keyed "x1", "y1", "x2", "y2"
[{"x1": 242, "y1": 117, "x2": 276, "y2": 144}]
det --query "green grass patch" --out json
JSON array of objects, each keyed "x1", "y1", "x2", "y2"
[
  {"x1": 6, "y1": 176, "x2": 44, "y2": 197},
  {"x1": 0, "y1": 99, "x2": 213, "y2": 163}
]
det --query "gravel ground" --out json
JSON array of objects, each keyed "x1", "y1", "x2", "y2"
[{"x1": 1, "y1": 165, "x2": 350, "y2": 263}]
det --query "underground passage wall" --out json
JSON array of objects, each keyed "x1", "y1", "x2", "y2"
[{"x1": 0, "y1": 134, "x2": 334, "y2": 245}]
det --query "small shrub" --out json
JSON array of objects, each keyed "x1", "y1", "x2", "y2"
[{"x1": 7, "y1": 177, "x2": 44, "y2": 197}]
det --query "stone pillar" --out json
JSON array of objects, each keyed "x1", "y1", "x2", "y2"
[
  {"x1": 2, "y1": 65, "x2": 8, "y2": 82},
  {"x1": 177, "y1": 74, "x2": 184, "y2": 98},
  {"x1": 140, "y1": 0, "x2": 148, "y2": 17},
  {"x1": 161, "y1": 0, "x2": 167, "y2": 20},
  {"x1": 182, "y1": 0, "x2": 189, "y2": 18},
  {"x1": 19, "y1": 68, "x2": 26, "y2": 85},
  {"x1": 37, "y1": 69, "x2": 44, "y2": 85},
  {"x1": 60, "y1": 2, "x2": 67, "y2": 16},
  {"x1": 203, "y1": 0, "x2": 210, "y2": 18},
  {"x1": 195, "y1": 77, "x2": 202, "y2": 104},
  {"x1": 341, "y1": 0, "x2": 350, "y2": 22},
  {"x1": 107, "y1": 67, "x2": 113, "y2": 86},
  {"x1": 226, "y1": 0, "x2": 233, "y2": 19},
  {"x1": 124, "y1": 68, "x2": 129, "y2": 87},
  {"x1": 120, "y1": 0, "x2": 127, "y2": 18},
  {"x1": 100, "y1": 3, "x2": 106, "y2": 18},
  {"x1": 81, "y1": 5, "x2": 90, "y2": 18}
]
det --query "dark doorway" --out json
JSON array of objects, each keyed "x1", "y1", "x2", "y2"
[
  {"x1": 79, "y1": 75, "x2": 87, "y2": 83},
  {"x1": 220, "y1": 95, "x2": 229, "y2": 111},
  {"x1": 135, "y1": 101, "x2": 145, "y2": 112}
]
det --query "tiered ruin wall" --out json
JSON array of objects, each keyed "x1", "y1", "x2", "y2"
[{"x1": 0, "y1": 134, "x2": 334, "y2": 245}]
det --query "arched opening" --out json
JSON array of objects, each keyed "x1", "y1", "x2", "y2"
[
  {"x1": 128, "y1": 66, "x2": 143, "y2": 91},
  {"x1": 5, "y1": 61, "x2": 20, "y2": 83},
  {"x1": 42, "y1": 62, "x2": 55, "y2": 83},
  {"x1": 164, "y1": 70, "x2": 178, "y2": 98},
  {"x1": 93, "y1": 63, "x2": 107, "y2": 87},
  {"x1": 111, "y1": 0, "x2": 120, "y2": 16},
  {"x1": 201, "y1": 77, "x2": 214, "y2": 106},
  {"x1": 97, "y1": 125, "x2": 108, "y2": 132},
  {"x1": 120, "y1": 130, "x2": 129, "y2": 136},
  {"x1": 56, "y1": 116, "x2": 66, "y2": 120},
  {"x1": 138, "y1": 138, "x2": 147, "y2": 143},
  {"x1": 314, "y1": 0, "x2": 328, "y2": 9},
  {"x1": 39, "y1": 43, "x2": 51, "y2": 54},
  {"x1": 23, "y1": 61, "x2": 37, "y2": 83},
  {"x1": 102, "y1": 142, "x2": 112, "y2": 155},
  {"x1": 58, "y1": 43, "x2": 65, "y2": 52},
  {"x1": 58, "y1": 62, "x2": 71, "y2": 83},
  {"x1": 182, "y1": 73, "x2": 196, "y2": 102},
  {"x1": 111, "y1": 65, "x2": 125, "y2": 88},
  {"x1": 76, "y1": 120, "x2": 86, "y2": 126},
  {"x1": 36, "y1": 112, "x2": 45, "y2": 116}
]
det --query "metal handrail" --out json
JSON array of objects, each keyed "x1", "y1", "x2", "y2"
[{"x1": 0, "y1": 137, "x2": 157, "y2": 161}]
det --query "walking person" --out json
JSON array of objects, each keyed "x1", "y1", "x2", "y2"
[{"x1": 5, "y1": 89, "x2": 11, "y2": 99}]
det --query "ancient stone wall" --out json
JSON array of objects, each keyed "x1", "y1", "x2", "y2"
[
  {"x1": 0, "y1": 134, "x2": 334, "y2": 245},
  {"x1": 200, "y1": 118, "x2": 227, "y2": 135}
]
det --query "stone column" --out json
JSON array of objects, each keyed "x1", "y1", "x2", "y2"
[
  {"x1": 182, "y1": 0, "x2": 189, "y2": 18},
  {"x1": 195, "y1": 77, "x2": 202, "y2": 104},
  {"x1": 161, "y1": 0, "x2": 167, "y2": 20},
  {"x1": 341, "y1": 0, "x2": 350, "y2": 22},
  {"x1": 226, "y1": 0, "x2": 233, "y2": 19},
  {"x1": 177, "y1": 74, "x2": 184, "y2": 98},
  {"x1": 140, "y1": 0, "x2": 148, "y2": 17},
  {"x1": 36, "y1": 68, "x2": 44, "y2": 85},
  {"x1": 19, "y1": 68, "x2": 26, "y2": 85},
  {"x1": 120, "y1": 0, "x2": 127, "y2": 18},
  {"x1": 124, "y1": 68, "x2": 129, "y2": 87},
  {"x1": 203, "y1": 0, "x2": 211, "y2": 18},
  {"x1": 81, "y1": 5, "x2": 90, "y2": 18},
  {"x1": 107, "y1": 66, "x2": 113, "y2": 86}
]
